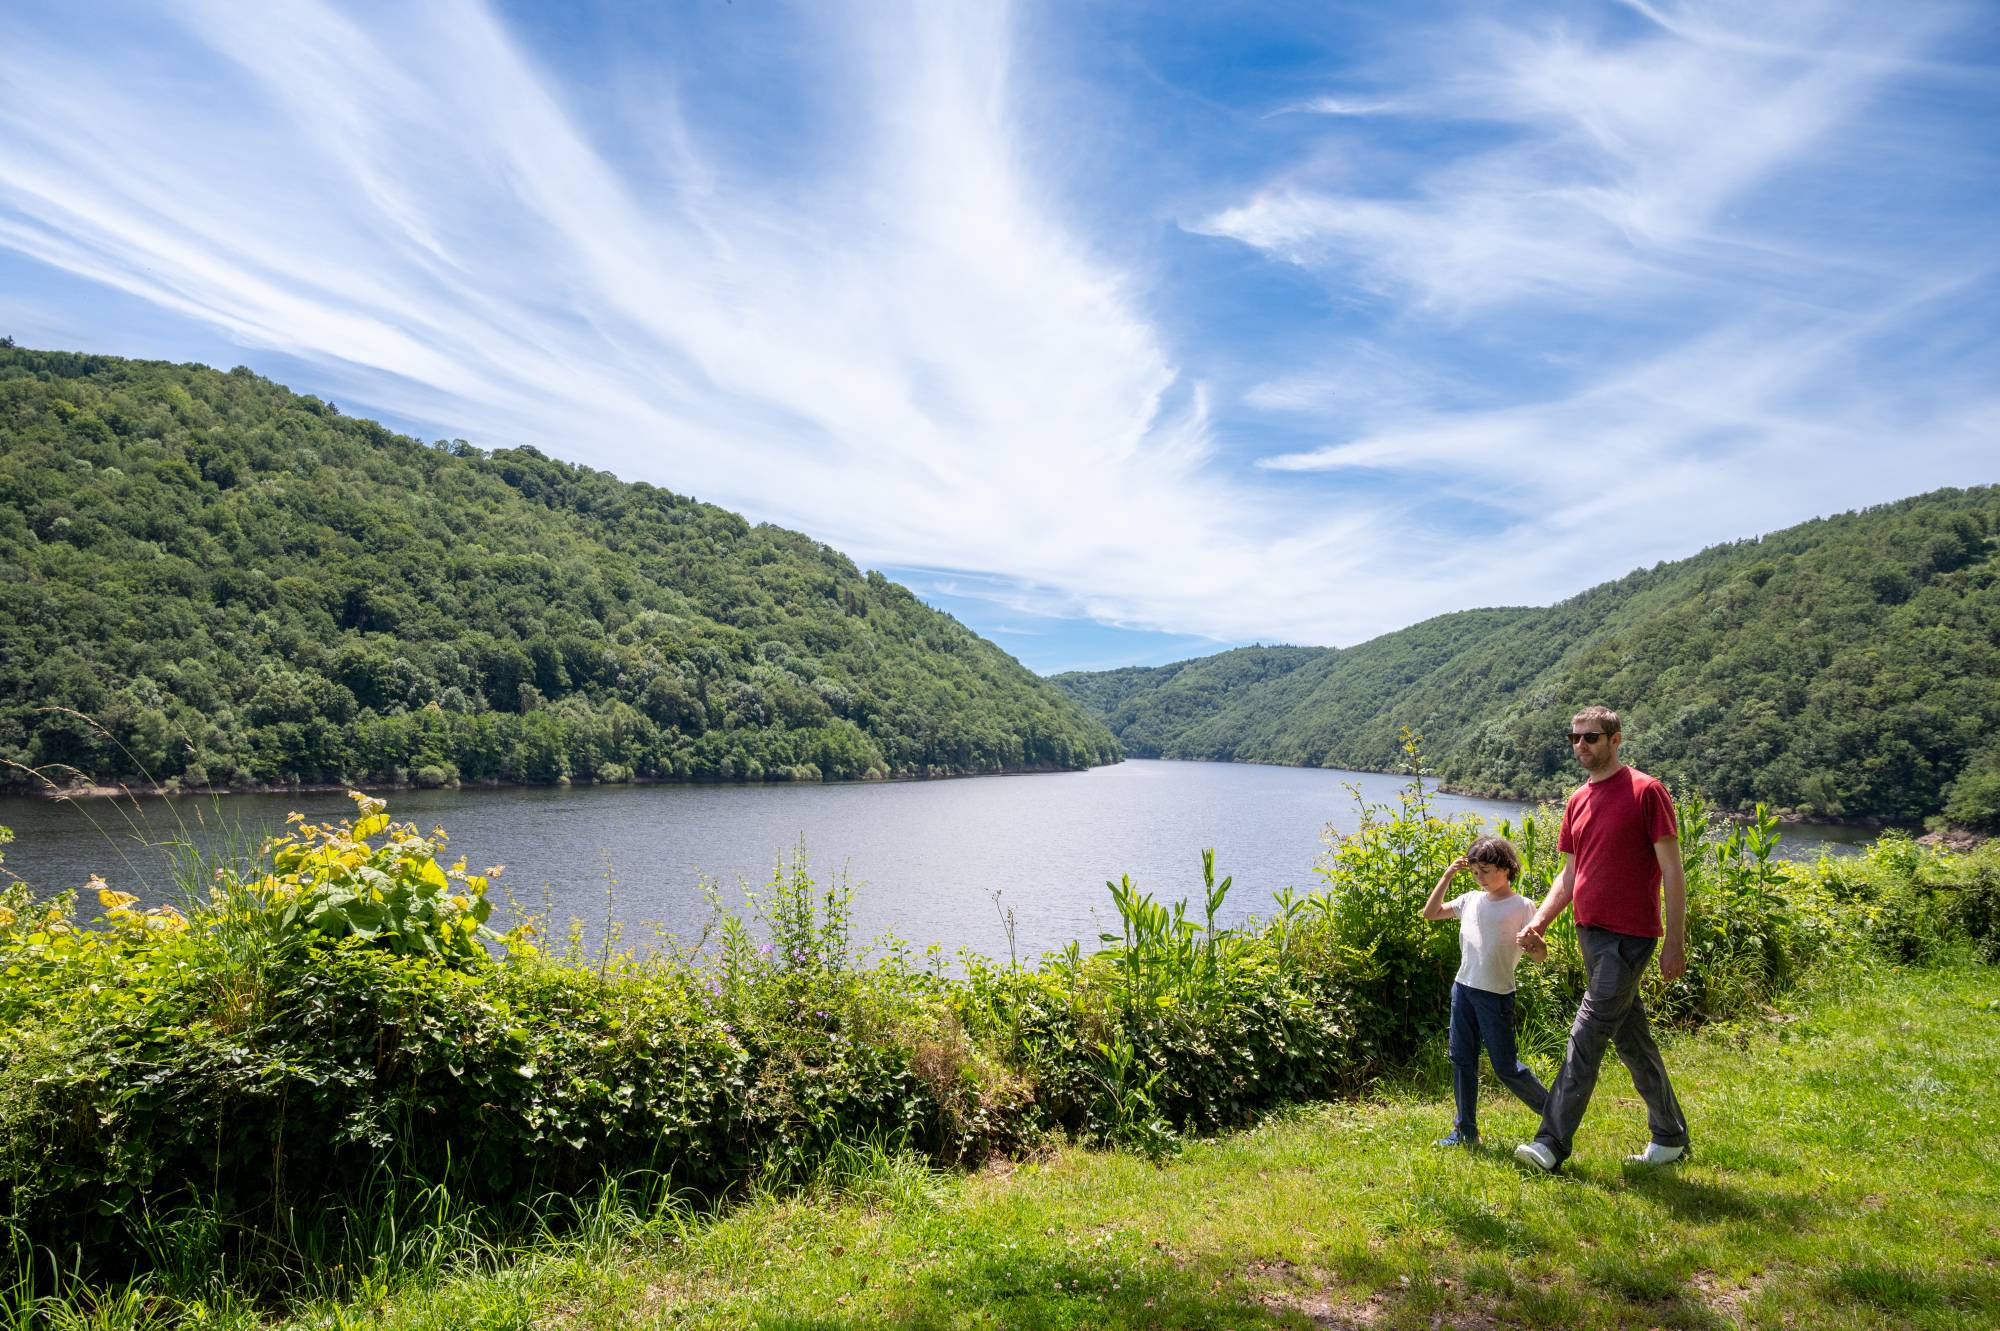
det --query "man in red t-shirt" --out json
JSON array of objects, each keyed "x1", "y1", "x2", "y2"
[{"x1": 1512, "y1": 706, "x2": 1690, "y2": 1173}]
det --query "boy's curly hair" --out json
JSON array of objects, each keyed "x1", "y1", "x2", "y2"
[{"x1": 1466, "y1": 835, "x2": 1521, "y2": 884}]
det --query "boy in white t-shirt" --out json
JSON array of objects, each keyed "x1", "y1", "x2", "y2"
[{"x1": 1420, "y1": 836, "x2": 1551, "y2": 1147}]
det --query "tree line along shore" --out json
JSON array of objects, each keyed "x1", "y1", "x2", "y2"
[
  {"x1": 1055, "y1": 485, "x2": 2000, "y2": 832},
  {"x1": 6, "y1": 346, "x2": 1998, "y2": 833},
  {"x1": 1, "y1": 347, "x2": 1118, "y2": 800}
]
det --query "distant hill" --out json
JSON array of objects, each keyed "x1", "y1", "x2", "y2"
[
  {"x1": 0, "y1": 346, "x2": 1118, "y2": 791},
  {"x1": 1054, "y1": 488, "x2": 2000, "y2": 829}
]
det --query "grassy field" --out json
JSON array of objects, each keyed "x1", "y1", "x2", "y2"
[{"x1": 228, "y1": 956, "x2": 1998, "y2": 1331}]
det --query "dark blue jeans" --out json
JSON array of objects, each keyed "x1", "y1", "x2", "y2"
[{"x1": 1450, "y1": 982, "x2": 1550, "y2": 1140}]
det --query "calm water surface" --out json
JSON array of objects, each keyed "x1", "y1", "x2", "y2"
[{"x1": 0, "y1": 760, "x2": 1871, "y2": 960}]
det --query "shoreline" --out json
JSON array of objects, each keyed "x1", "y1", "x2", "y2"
[
  {"x1": 4, "y1": 754, "x2": 1933, "y2": 837},
  {"x1": 0, "y1": 759, "x2": 1119, "y2": 805},
  {"x1": 1111, "y1": 753, "x2": 1921, "y2": 835}
]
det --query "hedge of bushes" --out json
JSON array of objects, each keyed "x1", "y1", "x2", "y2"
[{"x1": 0, "y1": 773, "x2": 1994, "y2": 1296}]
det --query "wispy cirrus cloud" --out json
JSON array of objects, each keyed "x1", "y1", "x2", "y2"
[
  {"x1": 1200, "y1": 0, "x2": 1969, "y2": 313},
  {"x1": 0, "y1": 0, "x2": 1397, "y2": 647},
  {"x1": 1286, "y1": 96, "x2": 1409, "y2": 118},
  {"x1": 1201, "y1": 0, "x2": 1997, "y2": 617},
  {"x1": 0, "y1": 0, "x2": 1992, "y2": 668}
]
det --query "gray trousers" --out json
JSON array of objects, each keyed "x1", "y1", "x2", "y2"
[{"x1": 1533, "y1": 926, "x2": 1689, "y2": 1162}]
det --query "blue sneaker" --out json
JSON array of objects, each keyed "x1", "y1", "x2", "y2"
[{"x1": 1434, "y1": 1129, "x2": 1478, "y2": 1148}]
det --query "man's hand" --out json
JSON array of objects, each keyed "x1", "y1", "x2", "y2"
[
  {"x1": 1516, "y1": 920, "x2": 1546, "y2": 949},
  {"x1": 1660, "y1": 938, "x2": 1686, "y2": 981}
]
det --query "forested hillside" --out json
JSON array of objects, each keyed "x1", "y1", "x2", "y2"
[
  {"x1": 1055, "y1": 488, "x2": 2000, "y2": 829},
  {"x1": 0, "y1": 347, "x2": 1118, "y2": 791}
]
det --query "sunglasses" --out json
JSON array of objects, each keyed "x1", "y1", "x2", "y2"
[{"x1": 1566, "y1": 731, "x2": 1608, "y2": 745}]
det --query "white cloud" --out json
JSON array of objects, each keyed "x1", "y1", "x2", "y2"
[
  {"x1": 1290, "y1": 96, "x2": 1407, "y2": 117},
  {"x1": 1212, "y1": 0, "x2": 1996, "y2": 628},
  {"x1": 0, "y1": 0, "x2": 1990, "y2": 658},
  {"x1": 1197, "y1": 1, "x2": 1963, "y2": 314},
  {"x1": 0, "y1": 0, "x2": 1427, "y2": 643},
  {"x1": 1254, "y1": 278, "x2": 2000, "y2": 617}
]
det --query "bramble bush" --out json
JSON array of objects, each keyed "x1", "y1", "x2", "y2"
[
  {"x1": 1787, "y1": 830, "x2": 2000, "y2": 964},
  {"x1": 1306, "y1": 734, "x2": 1476, "y2": 1065},
  {"x1": 0, "y1": 806, "x2": 1033, "y2": 1292},
  {"x1": 959, "y1": 848, "x2": 1370, "y2": 1161},
  {"x1": 0, "y1": 757, "x2": 1992, "y2": 1300}
]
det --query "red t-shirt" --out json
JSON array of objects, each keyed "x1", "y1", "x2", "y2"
[{"x1": 1557, "y1": 766, "x2": 1678, "y2": 937}]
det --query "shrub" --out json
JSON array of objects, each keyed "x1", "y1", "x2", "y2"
[
  {"x1": 1918, "y1": 841, "x2": 2000, "y2": 962},
  {"x1": 411, "y1": 762, "x2": 458, "y2": 788},
  {"x1": 1813, "y1": 834, "x2": 2000, "y2": 964},
  {"x1": 1306, "y1": 732, "x2": 1472, "y2": 1063},
  {"x1": 247, "y1": 792, "x2": 502, "y2": 963},
  {"x1": 0, "y1": 772, "x2": 1993, "y2": 1300},
  {"x1": 1796, "y1": 833, "x2": 1960, "y2": 964}
]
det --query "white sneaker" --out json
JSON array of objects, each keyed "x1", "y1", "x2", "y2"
[
  {"x1": 1513, "y1": 1141, "x2": 1558, "y2": 1173},
  {"x1": 1626, "y1": 1142, "x2": 1686, "y2": 1165}
]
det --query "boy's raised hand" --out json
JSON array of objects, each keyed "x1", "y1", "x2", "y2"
[{"x1": 1423, "y1": 857, "x2": 1473, "y2": 921}]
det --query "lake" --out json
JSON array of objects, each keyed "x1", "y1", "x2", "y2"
[{"x1": 0, "y1": 760, "x2": 1873, "y2": 960}]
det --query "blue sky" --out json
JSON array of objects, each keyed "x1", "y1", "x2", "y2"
[{"x1": 2, "y1": 1, "x2": 1994, "y2": 674}]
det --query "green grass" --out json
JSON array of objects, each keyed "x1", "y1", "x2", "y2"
[
  {"x1": 12, "y1": 958, "x2": 1995, "y2": 1329},
  {"x1": 215, "y1": 956, "x2": 1991, "y2": 1331}
]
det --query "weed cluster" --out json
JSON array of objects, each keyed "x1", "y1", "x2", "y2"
[{"x1": 1789, "y1": 829, "x2": 2000, "y2": 964}]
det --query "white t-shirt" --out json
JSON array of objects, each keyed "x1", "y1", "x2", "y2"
[{"x1": 1446, "y1": 889, "x2": 1539, "y2": 994}]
